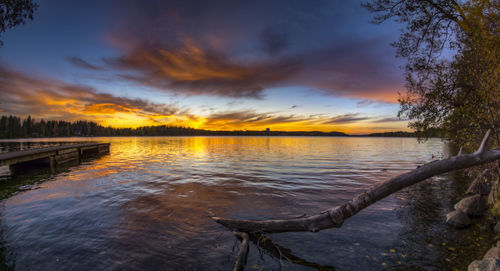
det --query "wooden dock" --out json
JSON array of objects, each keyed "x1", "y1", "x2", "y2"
[{"x1": 0, "y1": 143, "x2": 110, "y2": 170}]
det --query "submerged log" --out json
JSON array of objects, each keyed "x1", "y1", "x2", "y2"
[
  {"x1": 233, "y1": 232, "x2": 249, "y2": 271},
  {"x1": 213, "y1": 130, "x2": 500, "y2": 234}
]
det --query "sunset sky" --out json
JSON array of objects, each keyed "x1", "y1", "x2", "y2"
[{"x1": 0, "y1": 0, "x2": 410, "y2": 134}]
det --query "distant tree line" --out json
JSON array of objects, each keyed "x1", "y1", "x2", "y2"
[
  {"x1": 0, "y1": 115, "x2": 216, "y2": 138},
  {"x1": 0, "y1": 115, "x2": 354, "y2": 139},
  {"x1": 0, "y1": 115, "x2": 103, "y2": 138},
  {"x1": 363, "y1": 129, "x2": 443, "y2": 138}
]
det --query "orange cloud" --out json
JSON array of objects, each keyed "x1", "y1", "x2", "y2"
[
  {"x1": 106, "y1": 39, "x2": 298, "y2": 98},
  {"x1": 83, "y1": 103, "x2": 137, "y2": 114},
  {"x1": 100, "y1": 23, "x2": 405, "y2": 103},
  {"x1": 0, "y1": 65, "x2": 190, "y2": 128}
]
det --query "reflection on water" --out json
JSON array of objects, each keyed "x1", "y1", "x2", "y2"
[{"x1": 0, "y1": 137, "x2": 493, "y2": 270}]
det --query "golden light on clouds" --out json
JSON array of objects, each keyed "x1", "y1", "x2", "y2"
[
  {"x1": 150, "y1": 40, "x2": 250, "y2": 81},
  {"x1": 0, "y1": 65, "x2": 408, "y2": 133},
  {"x1": 83, "y1": 103, "x2": 137, "y2": 114}
]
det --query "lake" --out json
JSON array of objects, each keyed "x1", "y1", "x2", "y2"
[{"x1": 0, "y1": 137, "x2": 493, "y2": 270}]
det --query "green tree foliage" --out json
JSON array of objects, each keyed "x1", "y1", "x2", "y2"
[
  {"x1": 363, "y1": 0, "x2": 499, "y2": 149},
  {"x1": 0, "y1": 0, "x2": 38, "y2": 45}
]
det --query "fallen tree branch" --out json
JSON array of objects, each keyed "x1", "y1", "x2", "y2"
[
  {"x1": 233, "y1": 232, "x2": 249, "y2": 271},
  {"x1": 213, "y1": 129, "x2": 500, "y2": 234}
]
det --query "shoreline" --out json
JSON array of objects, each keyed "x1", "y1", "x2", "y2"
[{"x1": 0, "y1": 134, "x2": 443, "y2": 141}]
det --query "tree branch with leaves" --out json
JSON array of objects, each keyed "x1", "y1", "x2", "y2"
[
  {"x1": 363, "y1": 0, "x2": 499, "y2": 147},
  {"x1": 0, "y1": 0, "x2": 38, "y2": 45}
]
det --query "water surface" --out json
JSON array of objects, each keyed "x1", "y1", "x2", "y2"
[{"x1": 0, "y1": 137, "x2": 493, "y2": 270}]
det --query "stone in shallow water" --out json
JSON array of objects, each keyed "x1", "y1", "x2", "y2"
[
  {"x1": 494, "y1": 222, "x2": 500, "y2": 235},
  {"x1": 467, "y1": 174, "x2": 492, "y2": 196},
  {"x1": 483, "y1": 247, "x2": 500, "y2": 260},
  {"x1": 488, "y1": 174, "x2": 499, "y2": 206},
  {"x1": 468, "y1": 258, "x2": 500, "y2": 271},
  {"x1": 455, "y1": 195, "x2": 487, "y2": 217},
  {"x1": 446, "y1": 210, "x2": 471, "y2": 228}
]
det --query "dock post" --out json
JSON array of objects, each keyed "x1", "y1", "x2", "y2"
[{"x1": 49, "y1": 155, "x2": 55, "y2": 174}]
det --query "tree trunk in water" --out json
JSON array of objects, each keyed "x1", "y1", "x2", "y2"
[
  {"x1": 213, "y1": 130, "x2": 500, "y2": 270},
  {"x1": 213, "y1": 130, "x2": 500, "y2": 234}
]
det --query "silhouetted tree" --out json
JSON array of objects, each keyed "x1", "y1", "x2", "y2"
[
  {"x1": 21, "y1": 115, "x2": 32, "y2": 137},
  {"x1": 0, "y1": 0, "x2": 38, "y2": 45},
  {"x1": 363, "y1": 0, "x2": 499, "y2": 149}
]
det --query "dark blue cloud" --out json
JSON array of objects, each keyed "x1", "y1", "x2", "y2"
[
  {"x1": 102, "y1": 0, "x2": 404, "y2": 100},
  {"x1": 68, "y1": 57, "x2": 104, "y2": 70}
]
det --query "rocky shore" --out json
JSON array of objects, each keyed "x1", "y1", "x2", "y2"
[{"x1": 445, "y1": 168, "x2": 500, "y2": 270}]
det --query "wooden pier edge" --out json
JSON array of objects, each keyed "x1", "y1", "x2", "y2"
[{"x1": 0, "y1": 143, "x2": 110, "y2": 170}]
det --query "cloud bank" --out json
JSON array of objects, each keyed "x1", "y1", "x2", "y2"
[{"x1": 69, "y1": 0, "x2": 405, "y2": 102}]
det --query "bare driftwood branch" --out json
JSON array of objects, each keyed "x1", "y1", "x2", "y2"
[
  {"x1": 249, "y1": 234, "x2": 335, "y2": 271},
  {"x1": 233, "y1": 232, "x2": 249, "y2": 271},
  {"x1": 213, "y1": 130, "x2": 500, "y2": 234},
  {"x1": 475, "y1": 129, "x2": 491, "y2": 155}
]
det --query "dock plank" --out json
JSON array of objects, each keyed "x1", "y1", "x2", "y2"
[{"x1": 0, "y1": 143, "x2": 110, "y2": 166}]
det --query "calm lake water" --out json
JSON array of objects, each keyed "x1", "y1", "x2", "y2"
[{"x1": 0, "y1": 137, "x2": 493, "y2": 270}]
